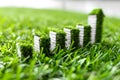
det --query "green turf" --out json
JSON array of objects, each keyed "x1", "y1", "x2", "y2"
[{"x1": 0, "y1": 7, "x2": 120, "y2": 80}]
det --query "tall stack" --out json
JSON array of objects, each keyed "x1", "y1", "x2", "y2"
[
  {"x1": 88, "y1": 9, "x2": 105, "y2": 44},
  {"x1": 34, "y1": 33, "x2": 50, "y2": 54},
  {"x1": 50, "y1": 29, "x2": 66, "y2": 52},
  {"x1": 76, "y1": 24, "x2": 91, "y2": 47},
  {"x1": 64, "y1": 26, "x2": 79, "y2": 49}
]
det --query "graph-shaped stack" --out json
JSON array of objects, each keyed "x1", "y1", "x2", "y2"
[
  {"x1": 34, "y1": 33, "x2": 50, "y2": 54},
  {"x1": 16, "y1": 8, "x2": 105, "y2": 57},
  {"x1": 16, "y1": 42, "x2": 33, "y2": 60},
  {"x1": 76, "y1": 24, "x2": 91, "y2": 47},
  {"x1": 50, "y1": 29, "x2": 66, "y2": 51},
  {"x1": 64, "y1": 27, "x2": 79, "y2": 49},
  {"x1": 88, "y1": 9, "x2": 105, "y2": 44}
]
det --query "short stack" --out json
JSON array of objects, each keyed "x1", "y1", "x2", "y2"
[
  {"x1": 34, "y1": 32, "x2": 50, "y2": 54},
  {"x1": 64, "y1": 26, "x2": 79, "y2": 49},
  {"x1": 88, "y1": 8, "x2": 105, "y2": 44},
  {"x1": 50, "y1": 29, "x2": 66, "y2": 51},
  {"x1": 16, "y1": 42, "x2": 33, "y2": 60},
  {"x1": 76, "y1": 24, "x2": 91, "y2": 47}
]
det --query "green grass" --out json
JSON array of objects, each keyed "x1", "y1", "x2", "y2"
[{"x1": 0, "y1": 7, "x2": 120, "y2": 80}]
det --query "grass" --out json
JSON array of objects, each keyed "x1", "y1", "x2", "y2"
[{"x1": 0, "y1": 7, "x2": 120, "y2": 80}]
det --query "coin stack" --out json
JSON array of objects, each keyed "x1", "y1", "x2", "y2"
[
  {"x1": 64, "y1": 26, "x2": 79, "y2": 49},
  {"x1": 50, "y1": 29, "x2": 66, "y2": 52},
  {"x1": 88, "y1": 8, "x2": 105, "y2": 44},
  {"x1": 34, "y1": 33, "x2": 50, "y2": 54},
  {"x1": 76, "y1": 24, "x2": 91, "y2": 47},
  {"x1": 16, "y1": 42, "x2": 33, "y2": 60}
]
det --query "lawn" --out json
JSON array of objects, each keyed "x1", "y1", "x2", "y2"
[{"x1": 0, "y1": 7, "x2": 120, "y2": 80}]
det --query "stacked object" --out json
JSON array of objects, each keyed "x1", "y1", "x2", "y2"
[
  {"x1": 76, "y1": 24, "x2": 91, "y2": 47},
  {"x1": 88, "y1": 8, "x2": 105, "y2": 44},
  {"x1": 50, "y1": 29, "x2": 66, "y2": 51},
  {"x1": 64, "y1": 26, "x2": 79, "y2": 49},
  {"x1": 34, "y1": 32, "x2": 50, "y2": 54},
  {"x1": 16, "y1": 42, "x2": 33, "y2": 61}
]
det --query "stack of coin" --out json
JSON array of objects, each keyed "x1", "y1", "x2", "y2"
[
  {"x1": 88, "y1": 8, "x2": 105, "y2": 44},
  {"x1": 64, "y1": 26, "x2": 79, "y2": 49},
  {"x1": 16, "y1": 42, "x2": 33, "y2": 61},
  {"x1": 50, "y1": 29, "x2": 66, "y2": 52},
  {"x1": 77, "y1": 24, "x2": 91, "y2": 47},
  {"x1": 34, "y1": 32, "x2": 50, "y2": 54}
]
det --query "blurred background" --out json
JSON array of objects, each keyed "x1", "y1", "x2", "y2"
[{"x1": 0, "y1": 0, "x2": 120, "y2": 17}]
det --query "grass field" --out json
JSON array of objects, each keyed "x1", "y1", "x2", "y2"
[{"x1": 0, "y1": 7, "x2": 120, "y2": 80}]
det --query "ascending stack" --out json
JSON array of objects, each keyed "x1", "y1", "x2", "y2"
[
  {"x1": 64, "y1": 26, "x2": 79, "y2": 49},
  {"x1": 50, "y1": 29, "x2": 66, "y2": 52},
  {"x1": 88, "y1": 8, "x2": 105, "y2": 44},
  {"x1": 76, "y1": 24, "x2": 91, "y2": 47},
  {"x1": 34, "y1": 32, "x2": 50, "y2": 54}
]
